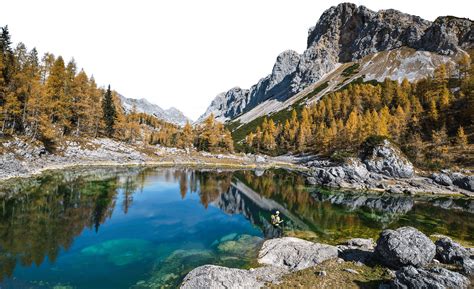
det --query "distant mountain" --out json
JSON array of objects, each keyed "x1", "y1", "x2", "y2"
[
  {"x1": 119, "y1": 95, "x2": 190, "y2": 126},
  {"x1": 198, "y1": 3, "x2": 473, "y2": 124}
]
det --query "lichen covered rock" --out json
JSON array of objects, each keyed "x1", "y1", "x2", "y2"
[
  {"x1": 375, "y1": 226, "x2": 435, "y2": 268},
  {"x1": 258, "y1": 237, "x2": 338, "y2": 270}
]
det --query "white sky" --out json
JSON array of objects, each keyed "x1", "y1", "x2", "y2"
[{"x1": 1, "y1": 0, "x2": 473, "y2": 120}]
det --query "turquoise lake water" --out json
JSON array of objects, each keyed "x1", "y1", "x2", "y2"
[{"x1": 0, "y1": 167, "x2": 472, "y2": 288}]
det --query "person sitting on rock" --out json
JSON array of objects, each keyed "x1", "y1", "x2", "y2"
[{"x1": 271, "y1": 211, "x2": 283, "y2": 227}]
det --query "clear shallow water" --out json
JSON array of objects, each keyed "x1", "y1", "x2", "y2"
[{"x1": 0, "y1": 167, "x2": 472, "y2": 288}]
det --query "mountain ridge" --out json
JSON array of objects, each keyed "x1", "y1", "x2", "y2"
[
  {"x1": 198, "y1": 2, "x2": 473, "y2": 124},
  {"x1": 119, "y1": 94, "x2": 191, "y2": 126}
]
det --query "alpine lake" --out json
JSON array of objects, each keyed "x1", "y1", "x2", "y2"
[{"x1": 0, "y1": 167, "x2": 472, "y2": 289}]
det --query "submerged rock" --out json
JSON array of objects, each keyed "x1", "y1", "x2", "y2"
[
  {"x1": 217, "y1": 234, "x2": 263, "y2": 258},
  {"x1": 219, "y1": 232, "x2": 238, "y2": 243},
  {"x1": 80, "y1": 239, "x2": 154, "y2": 266},
  {"x1": 139, "y1": 249, "x2": 215, "y2": 288},
  {"x1": 391, "y1": 266, "x2": 470, "y2": 289},
  {"x1": 375, "y1": 227, "x2": 435, "y2": 268},
  {"x1": 258, "y1": 237, "x2": 338, "y2": 270}
]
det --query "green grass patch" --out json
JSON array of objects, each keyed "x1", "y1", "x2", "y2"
[{"x1": 341, "y1": 63, "x2": 360, "y2": 77}]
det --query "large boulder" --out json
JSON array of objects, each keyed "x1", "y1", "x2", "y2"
[
  {"x1": 180, "y1": 264, "x2": 287, "y2": 289},
  {"x1": 451, "y1": 173, "x2": 474, "y2": 192},
  {"x1": 391, "y1": 266, "x2": 471, "y2": 289},
  {"x1": 435, "y1": 237, "x2": 470, "y2": 264},
  {"x1": 363, "y1": 140, "x2": 415, "y2": 179},
  {"x1": 431, "y1": 173, "x2": 453, "y2": 186},
  {"x1": 462, "y1": 258, "x2": 474, "y2": 276},
  {"x1": 343, "y1": 238, "x2": 375, "y2": 251},
  {"x1": 309, "y1": 166, "x2": 346, "y2": 187},
  {"x1": 375, "y1": 227, "x2": 435, "y2": 268},
  {"x1": 337, "y1": 238, "x2": 375, "y2": 264},
  {"x1": 258, "y1": 237, "x2": 338, "y2": 271}
]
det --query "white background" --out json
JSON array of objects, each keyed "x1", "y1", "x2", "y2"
[{"x1": 1, "y1": 0, "x2": 473, "y2": 120}]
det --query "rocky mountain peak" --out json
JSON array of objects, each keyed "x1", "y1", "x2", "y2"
[
  {"x1": 200, "y1": 3, "x2": 473, "y2": 124},
  {"x1": 419, "y1": 16, "x2": 473, "y2": 55},
  {"x1": 268, "y1": 50, "x2": 300, "y2": 89},
  {"x1": 119, "y1": 95, "x2": 190, "y2": 126}
]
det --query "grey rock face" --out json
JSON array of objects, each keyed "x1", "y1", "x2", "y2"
[
  {"x1": 435, "y1": 237, "x2": 470, "y2": 264},
  {"x1": 307, "y1": 141, "x2": 416, "y2": 190},
  {"x1": 179, "y1": 264, "x2": 287, "y2": 289},
  {"x1": 375, "y1": 226, "x2": 435, "y2": 268},
  {"x1": 197, "y1": 87, "x2": 250, "y2": 123},
  {"x1": 200, "y1": 3, "x2": 473, "y2": 123},
  {"x1": 431, "y1": 173, "x2": 454, "y2": 186},
  {"x1": 391, "y1": 266, "x2": 471, "y2": 289},
  {"x1": 268, "y1": 50, "x2": 300, "y2": 92},
  {"x1": 363, "y1": 140, "x2": 414, "y2": 178},
  {"x1": 431, "y1": 171, "x2": 474, "y2": 192},
  {"x1": 462, "y1": 258, "x2": 474, "y2": 276},
  {"x1": 451, "y1": 174, "x2": 474, "y2": 192},
  {"x1": 258, "y1": 237, "x2": 338, "y2": 271},
  {"x1": 419, "y1": 16, "x2": 474, "y2": 55}
]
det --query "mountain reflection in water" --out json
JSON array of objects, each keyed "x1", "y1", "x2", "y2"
[{"x1": 0, "y1": 167, "x2": 472, "y2": 288}]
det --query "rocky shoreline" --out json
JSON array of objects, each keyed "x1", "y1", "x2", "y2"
[
  {"x1": 1, "y1": 137, "x2": 473, "y2": 198},
  {"x1": 0, "y1": 137, "x2": 303, "y2": 183},
  {"x1": 180, "y1": 227, "x2": 474, "y2": 288},
  {"x1": 305, "y1": 140, "x2": 474, "y2": 197}
]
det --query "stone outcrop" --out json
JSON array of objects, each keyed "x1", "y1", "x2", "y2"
[
  {"x1": 374, "y1": 226, "x2": 436, "y2": 268},
  {"x1": 431, "y1": 171, "x2": 474, "y2": 192},
  {"x1": 362, "y1": 140, "x2": 414, "y2": 179},
  {"x1": 435, "y1": 237, "x2": 470, "y2": 264},
  {"x1": 199, "y1": 3, "x2": 473, "y2": 123},
  {"x1": 181, "y1": 233, "x2": 473, "y2": 288},
  {"x1": 180, "y1": 237, "x2": 338, "y2": 288},
  {"x1": 306, "y1": 139, "x2": 473, "y2": 196},
  {"x1": 307, "y1": 140, "x2": 417, "y2": 191},
  {"x1": 337, "y1": 238, "x2": 375, "y2": 264},
  {"x1": 391, "y1": 266, "x2": 471, "y2": 289},
  {"x1": 180, "y1": 264, "x2": 287, "y2": 289},
  {"x1": 258, "y1": 237, "x2": 338, "y2": 271}
]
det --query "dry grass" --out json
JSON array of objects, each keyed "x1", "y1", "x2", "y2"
[{"x1": 266, "y1": 259, "x2": 392, "y2": 289}]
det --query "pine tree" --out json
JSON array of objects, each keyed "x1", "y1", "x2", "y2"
[
  {"x1": 102, "y1": 85, "x2": 116, "y2": 137},
  {"x1": 456, "y1": 126, "x2": 468, "y2": 148},
  {"x1": 45, "y1": 56, "x2": 68, "y2": 134},
  {"x1": 432, "y1": 126, "x2": 448, "y2": 146},
  {"x1": 182, "y1": 121, "x2": 194, "y2": 148},
  {"x1": 246, "y1": 132, "x2": 255, "y2": 148},
  {"x1": 345, "y1": 109, "x2": 359, "y2": 144},
  {"x1": 71, "y1": 69, "x2": 90, "y2": 135},
  {"x1": 377, "y1": 106, "x2": 390, "y2": 136}
]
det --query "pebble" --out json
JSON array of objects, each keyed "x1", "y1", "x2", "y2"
[
  {"x1": 316, "y1": 270, "x2": 327, "y2": 276},
  {"x1": 343, "y1": 268, "x2": 359, "y2": 274}
]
